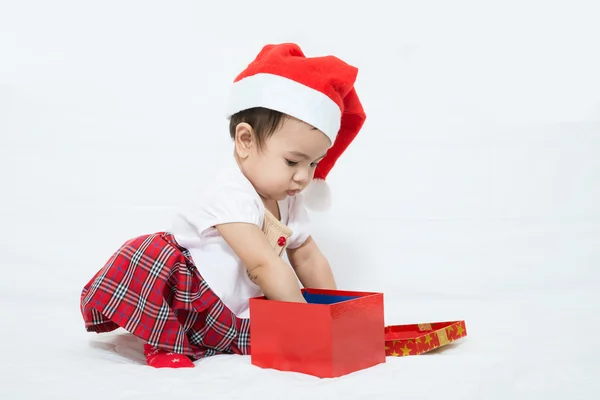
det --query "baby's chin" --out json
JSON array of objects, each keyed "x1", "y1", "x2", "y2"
[{"x1": 273, "y1": 192, "x2": 291, "y2": 201}]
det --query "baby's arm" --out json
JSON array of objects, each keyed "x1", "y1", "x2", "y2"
[
  {"x1": 216, "y1": 222, "x2": 306, "y2": 303},
  {"x1": 286, "y1": 236, "x2": 337, "y2": 290}
]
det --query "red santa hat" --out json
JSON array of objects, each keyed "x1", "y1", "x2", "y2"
[{"x1": 225, "y1": 43, "x2": 366, "y2": 211}]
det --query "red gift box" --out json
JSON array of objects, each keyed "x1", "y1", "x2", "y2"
[
  {"x1": 384, "y1": 320, "x2": 467, "y2": 356},
  {"x1": 249, "y1": 288, "x2": 386, "y2": 378}
]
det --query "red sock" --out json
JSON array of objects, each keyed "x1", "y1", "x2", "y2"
[{"x1": 143, "y1": 344, "x2": 195, "y2": 368}]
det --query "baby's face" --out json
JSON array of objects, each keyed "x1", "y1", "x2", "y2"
[{"x1": 243, "y1": 117, "x2": 331, "y2": 202}]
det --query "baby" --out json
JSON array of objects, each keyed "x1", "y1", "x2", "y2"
[{"x1": 80, "y1": 43, "x2": 366, "y2": 368}]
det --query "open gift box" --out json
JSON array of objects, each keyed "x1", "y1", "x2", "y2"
[
  {"x1": 249, "y1": 288, "x2": 386, "y2": 378},
  {"x1": 384, "y1": 320, "x2": 467, "y2": 356}
]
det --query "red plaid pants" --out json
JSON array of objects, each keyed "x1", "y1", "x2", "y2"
[{"x1": 80, "y1": 232, "x2": 251, "y2": 359}]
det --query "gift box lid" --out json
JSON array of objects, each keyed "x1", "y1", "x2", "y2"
[{"x1": 384, "y1": 320, "x2": 467, "y2": 356}]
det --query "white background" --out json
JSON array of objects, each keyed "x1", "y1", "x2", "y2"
[{"x1": 1, "y1": 0, "x2": 599, "y2": 399}]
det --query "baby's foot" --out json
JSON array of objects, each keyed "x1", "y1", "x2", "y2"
[{"x1": 143, "y1": 344, "x2": 194, "y2": 368}]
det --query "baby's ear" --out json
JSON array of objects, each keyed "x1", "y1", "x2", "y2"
[{"x1": 234, "y1": 122, "x2": 255, "y2": 157}]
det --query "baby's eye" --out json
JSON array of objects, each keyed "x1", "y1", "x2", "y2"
[
  {"x1": 285, "y1": 159, "x2": 298, "y2": 166},
  {"x1": 310, "y1": 162, "x2": 319, "y2": 168}
]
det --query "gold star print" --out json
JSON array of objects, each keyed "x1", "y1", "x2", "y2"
[
  {"x1": 456, "y1": 324, "x2": 465, "y2": 337},
  {"x1": 446, "y1": 325, "x2": 454, "y2": 334},
  {"x1": 390, "y1": 349, "x2": 400, "y2": 357},
  {"x1": 424, "y1": 335, "x2": 433, "y2": 346},
  {"x1": 415, "y1": 337, "x2": 421, "y2": 344},
  {"x1": 400, "y1": 344, "x2": 412, "y2": 356}
]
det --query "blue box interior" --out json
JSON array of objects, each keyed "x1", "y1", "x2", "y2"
[{"x1": 303, "y1": 292, "x2": 360, "y2": 304}]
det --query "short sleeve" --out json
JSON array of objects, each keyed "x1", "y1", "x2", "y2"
[
  {"x1": 170, "y1": 169, "x2": 264, "y2": 244},
  {"x1": 286, "y1": 193, "x2": 312, "y2": 249}
]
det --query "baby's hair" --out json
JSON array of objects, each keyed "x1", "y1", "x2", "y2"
[{"x1": 229, "y1": 107, "x2": 287, "y2": 151}]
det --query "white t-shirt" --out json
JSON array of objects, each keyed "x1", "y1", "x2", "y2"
[{"x1": 169, "y1": 156, "x2": 311, "y2": 319}]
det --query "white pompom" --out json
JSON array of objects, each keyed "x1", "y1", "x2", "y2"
[{"x1": 302, "y1": 178, "x2": 331, "y2": 211}]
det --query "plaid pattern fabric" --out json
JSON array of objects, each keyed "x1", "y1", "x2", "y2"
[{"x1": 80, "y1": 232, "x2": 251, "y2": 359}]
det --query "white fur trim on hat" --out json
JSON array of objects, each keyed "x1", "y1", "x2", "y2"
[
  {"x1": 302, "y1": 178, "x2": 331, "y2": 212},
  {"x1": 225, "y1": 73, "x2": 341, "y2": 144}
]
